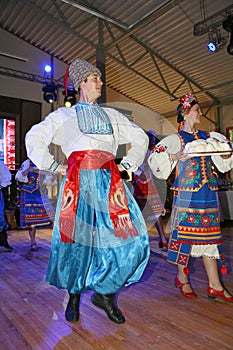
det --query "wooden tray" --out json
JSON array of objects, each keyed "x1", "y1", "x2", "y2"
[{"x1": 184, "y1": 150, "x2": 232, "y2": 156}]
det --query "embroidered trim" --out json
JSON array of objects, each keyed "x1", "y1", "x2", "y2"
[
  {"x1": 75, "y1": 102, "x2": 113, "y2": 134},
  {"x1": 151, "y1": 144, "x2": 167, "y2": 153},
  {"x1": 48, "y1": 161, "x2": 60, "y2": 172},
  {"x1": 171, "y1": 131, "x2": 218, "y2": 192}
]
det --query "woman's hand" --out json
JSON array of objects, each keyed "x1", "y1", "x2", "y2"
[
  {"x1": 170, "y1": 151, "x2": 192, "y2": 162},
  {"x1": 220, "y1": 153, "x2": 232, "y2": 159}
]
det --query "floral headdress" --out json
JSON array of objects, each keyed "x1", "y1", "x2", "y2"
[{"x1": 178, "y1": 93, "x2": 194, "y2": 118}]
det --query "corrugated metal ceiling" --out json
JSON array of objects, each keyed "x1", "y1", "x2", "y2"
[{"x1": 0, "y1": 0, "x2": 233, "y2": 118}]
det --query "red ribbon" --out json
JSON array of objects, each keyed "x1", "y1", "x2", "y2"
[
  {"x1": 59, "y1": 150, "x2": 138, "y2": 243},
  {"x1": 63, "y1": 66, "x2": 70, "y2": 97}
]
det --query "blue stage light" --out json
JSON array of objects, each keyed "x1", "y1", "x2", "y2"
[
  {"x1": 207, "y1": 41, "x2": 217, "y2": 52},
  {"x1": 44, "y1": 65, "x2": 52, "y2": 73}
]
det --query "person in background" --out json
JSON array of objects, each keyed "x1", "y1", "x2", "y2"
[
  {"x1": 132, "y1": 129, "x2": 168, "y2": 251},
  {"x1": 148, "y1": 93, "x2": 233, "y2": 302},
  {"x1": 15, "y1": 159, "x2": 55, "y2": 251},
  {"x1": 0, "y1": 161, "x2": 13, "y2": 250},
  {"x1": 25, "y1": 58, "x2": 150, "y2": 324}
]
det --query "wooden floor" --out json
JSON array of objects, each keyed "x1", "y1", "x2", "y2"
[{"x1": 1, "y1": 218, "x2": 233, "y2": 350}]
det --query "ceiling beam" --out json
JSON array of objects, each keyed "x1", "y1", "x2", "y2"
[
  {"x1": 22, "y1": 0, "x2": 97, "y2": 54},
  {"x1": 61, "y1": 0, "x2": 128, "y2": 30},
  {"x1": 194, "y1": 4, "x2": 233, "y2": 36},
  {"x1": 0, "y1": 66, "x2": 63, "y2": 85}
]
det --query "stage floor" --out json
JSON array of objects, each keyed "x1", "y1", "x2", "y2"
[{"x1": 1, "y1": 219, "x2": 233, "y2": 350}]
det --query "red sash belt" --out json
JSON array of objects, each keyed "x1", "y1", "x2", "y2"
[{"x1": 59, "y1": 150, "x2": 138, "y2": 243}]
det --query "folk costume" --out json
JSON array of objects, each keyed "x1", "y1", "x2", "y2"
[
  {"x1": 148, "y1": 124, "x2": 232, "y2": 270},
  {"x1": 25, "y1": 102, "x2": 150, "y2": 296},
  {"x1": 15, "y1": 159, "x2": 55, "y2": 228},
  {"x1": 0, "y1": 161, "x2": 13, "y2": 249},
  {"x1": 132, "y1": 130, "x2": 165, "y2": 221}
]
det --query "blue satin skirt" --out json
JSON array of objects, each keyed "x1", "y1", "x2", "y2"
[{"x1": 46, "y1": 168, "x2": 150, "y2": 294}]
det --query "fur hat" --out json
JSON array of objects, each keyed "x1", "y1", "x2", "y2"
[{"x1": 69, "y1": 58, "x2": 101, "y2": 89}]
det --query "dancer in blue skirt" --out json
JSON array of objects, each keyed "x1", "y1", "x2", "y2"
[
  {"x1": 16, "y1": 159, "x2": 55, "y2": 251},
  {"x1": 148, "y1": 93, "x2": 233, "y2": 302}
]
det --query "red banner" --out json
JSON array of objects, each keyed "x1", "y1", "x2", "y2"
[{"x1": 5, "y1": 119, "x2": 15, "y2": 170}]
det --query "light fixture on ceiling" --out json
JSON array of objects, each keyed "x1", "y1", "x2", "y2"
[
  {"x1": 44, "y1": 64, "x2": 52, "y2": 73},
  {"x1": 207, "y1": 28, "x2": 225, "y2": 53},
  {"x1": 42, "y1": 83, "x2": 57, "y2": 104},
  {"x1": 222, "y1": 15, "x2": 233, "y2": 55},
  {"x1": 63, "y1": 88, "x2": 77, "y2": 108}
]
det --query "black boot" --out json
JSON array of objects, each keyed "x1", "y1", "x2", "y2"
[
  {"x1": 65, "y1": 293, "x2": 80, "y2": 323},
  {"x1": 92, "y1": 293, "x2": 125, "y2": 324},
  {"x1": 0, "y1": 230, "x2": 13, "y2": 250}
]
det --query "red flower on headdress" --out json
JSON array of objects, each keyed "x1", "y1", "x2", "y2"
[{"x1": 179, "y1": 93, "x2": 194, "y2": 117}]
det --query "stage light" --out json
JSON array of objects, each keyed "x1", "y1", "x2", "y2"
[
  {"x1": 222, "y1": 15, "x2": 233, "y2": 55},
  {"x1": 207, "y1": 41, "x2": 217, "y2": 52},
  {"x1": 207, "y1": 29, "x2": 225, "y2": 53},
  {"x1": 226, "y1": 33, "x2": 233, "y2": 55},
  {"x1": 63, "y1": 89, "x2": 77, "y2": 107},
  {"x1": 44, "y1": 65, "x2": 52, "y2": 73},
  {"x1": 42, "y1": 83, "x2": 57, "y2": 104}
]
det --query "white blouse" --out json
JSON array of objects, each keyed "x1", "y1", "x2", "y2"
[
  {"x1": 25, "y1": 105, "x2": 149, "y2": 172},
  {"x1": 0, "y1": 161, "x2": 11, "y2": 188}
]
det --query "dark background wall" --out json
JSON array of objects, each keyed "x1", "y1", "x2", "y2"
[{"x1": 0, "y1": 95, "x2": 41, "y2": 210}]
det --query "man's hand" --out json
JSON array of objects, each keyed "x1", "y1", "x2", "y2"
[
  {"x1": 55, "y1": 164, "x2": 68, "y2": 175},
  {"x1": 117, "y1": 164, "x2": 126, "y2": 172}
]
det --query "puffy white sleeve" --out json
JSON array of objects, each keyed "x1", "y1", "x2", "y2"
[
  {"x1": 108, "y1": 109, "x2": 149, "y2": 171},
  {"x1": 148, "y1": 134, "x2": 180, "y2": 180},
  {"x1": 25, "y1": 109, "x2": 64, "y2": 170},
  {"x1": 0, "y1": 161, "x2": 12, "y2": 187},
  {"x1": 209, "y1": 131, "x2": 233, "y2": 173},
  {"x1": 15, "y1": 159, "x2": 31, "y2": 183}
]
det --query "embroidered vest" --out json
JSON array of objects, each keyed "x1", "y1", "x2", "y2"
[{"x1": 171, "y1": 130, "x2": 218, "y2": 192}]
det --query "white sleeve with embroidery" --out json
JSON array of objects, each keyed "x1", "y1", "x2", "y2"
[
  {"x1": 148, "y1": 134, "x2": 180, "y2": 180},
  {"x1": 15, "y1": 159, "x2": 31, "y2": 183}
]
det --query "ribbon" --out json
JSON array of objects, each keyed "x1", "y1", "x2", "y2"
[{"x1": 59, "y1": 150, "x2": 138, "y2": 243}]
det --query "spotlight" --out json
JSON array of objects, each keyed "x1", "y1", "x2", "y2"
[
  {"x1": 63, "y1": 89, "x2": 77, "y2": 107},
  {"x1": 207, "y1": 41, "x2": 217, "y2": 52},
  {"x1": 42, "y1": 83, "x2": 57, "y2": 104},
  {"x1": 207, "y1": 29, "x2": 225, "y2": 53},
  {"x1": 222, "y1": 15, "x2": 233, "y2": 55},
  {"x1": 44, "y1": 64, "x2": 52, "y2": 73}
]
